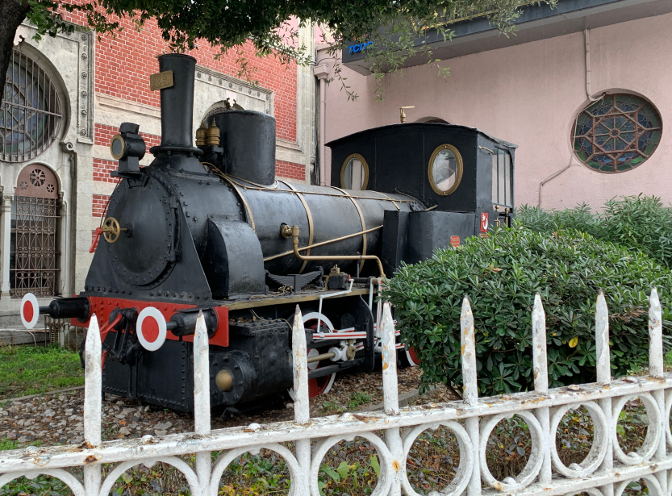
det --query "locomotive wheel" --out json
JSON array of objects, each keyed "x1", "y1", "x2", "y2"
[
  {"x1": 289, "y1": 311, "x2": 338, "y2": 399},
  {"x1": 398, "y1": 347, "x2": 420, "y2": 368}
]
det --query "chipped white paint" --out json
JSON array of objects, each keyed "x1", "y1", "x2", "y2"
[
  {"x1": 292, "y1": 305, "x2": 310, "y2": 424},
  {"x1": 461, "y1": 297, "x2": 481, "y2": 496},
  {"x1": 595, "y1": 291, "x2": 611, "y2": 386},
  {"x1": 83, "y1": 315, "x2": 101, "y2": 494},
  {"x1": 649, "y1": 288, "x2": 663, "y2": 379},
  {"x1": 381, "y1": 302, "x2": 399, "y2": 415},
  {"x1": 381, "y1": 302, "x2": 403, "y2": 495},
  {"x1": 531, "y1": 293, "x2": 551, "y2": 484},
  {"x1": 2, "y1": 291, "x2": 672, "y2": 496},
  {"x1": 193, "y1": 311, "x2": 211, "y2": 493}
]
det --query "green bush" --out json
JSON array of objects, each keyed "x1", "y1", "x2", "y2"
[
  {"x1": 383, "y1": 227, "x2": 672, "y2": 396},
  {"x1": 517, "y1": 195, "x2": 672, "y2": 268}
]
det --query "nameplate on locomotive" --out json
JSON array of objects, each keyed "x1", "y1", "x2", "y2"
[{"x1": 150, "y1": 70, "x2": 174, "y2": 91}]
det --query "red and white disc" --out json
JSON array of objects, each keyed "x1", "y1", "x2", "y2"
[
  {"x1": 137, "y1": 307, "x2": 167, "y2": 351},
  {"x1": 20, "y1": 293, "x2": 39, "y2": 329}
]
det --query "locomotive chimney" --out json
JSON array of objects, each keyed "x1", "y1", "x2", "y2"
[{"x1": 152, "y1": 54, "x2": 199, "y2": 152}]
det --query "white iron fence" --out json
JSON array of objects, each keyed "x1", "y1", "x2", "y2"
[{"x1": 1, "y1": 291, "x2": 671, "y2": 495}]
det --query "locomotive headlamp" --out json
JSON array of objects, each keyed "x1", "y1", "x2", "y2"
[{"x1": 110, "y1": 122, "x2": 146, "y2": 177}]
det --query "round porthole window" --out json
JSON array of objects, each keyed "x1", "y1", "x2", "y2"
[
  {"x1": 429, "y1": 144, "x2": 462, "y2": 195},
  {"x1": 341, "y1": 153, "x2": 369, "y2": 190},
  {"x1": 572, "y1": 93, "x2": 662, "y2": 173}
]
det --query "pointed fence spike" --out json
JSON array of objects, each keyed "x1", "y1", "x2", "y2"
[
  {"x1": 532, "y1": 293, "x2": 548, "y2": 393},
  {"x1": 649, "y1": 288, "x2": 663, "y2": 379},
  {"x1": 193, "y1": 310, "x2": 211, "y2": 436},
  {"x1": 381, "y1": 302, "x2": 399, "y2": 414},
  {"x1": 292, "y1": 305, "x2": 310, "y2": 423},
  {"x1": 461, "y1": 297, "x2": 478, "y2": 405},
  {"x1": 595, "y1": 291, "x2": 611, "y2": 385},
  {"x1": 84, "y1": 314, "x2": 102, "y2": 447}
]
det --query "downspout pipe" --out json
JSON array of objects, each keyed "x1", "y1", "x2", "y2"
[
  {"x1": 538, "y1": 29, "x2": 605, "y2": 207},
  {"x1": 584, "y1": 29, "x2": 606, "y2": 103},
  {"x1": 314, "y1": 62, "x2": 331, "y2": 186}
]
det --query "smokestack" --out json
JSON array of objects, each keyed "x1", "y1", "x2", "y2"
[{"x1": 156, "y1": 54, "x2": 197, "y2": 151}]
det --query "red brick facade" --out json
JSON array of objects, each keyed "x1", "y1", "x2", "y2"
[
  {"x1": 62, "y1": 12, "x2": 308, "y2": 219},
  {"x1": 92, "y1": 194, "x2": 110, "y2": 217},
  {"x1": 95, "y1": 124, "x2": 161, "y2": 150},
  {"x1": 276, "y1": 160, "x2": 306, "y2": 181},
  {"x1": 92, "y1": 159, "x2": 121, "y2": 184}
]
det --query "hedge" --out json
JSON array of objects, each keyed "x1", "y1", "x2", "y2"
[{"x1": 383, "y1": 227, "x2": 672, "y2": 396}]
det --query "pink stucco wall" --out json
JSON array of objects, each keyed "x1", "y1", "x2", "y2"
[{"x1": 320, "y1": 13, "x2": 672, "y2": 210}]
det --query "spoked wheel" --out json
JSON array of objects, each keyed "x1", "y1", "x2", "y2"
[{"x1": 288, "y1": 311, "x2": 338, "y2": 399}]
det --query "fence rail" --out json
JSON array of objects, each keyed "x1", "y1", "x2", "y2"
[{"x1": 1, "y1": 291, "x2": 671, "y2": 495}]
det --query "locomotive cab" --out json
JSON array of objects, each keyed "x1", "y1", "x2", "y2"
[{"x1": 328, "y1": 123, "x2": 517, "y2": 269}]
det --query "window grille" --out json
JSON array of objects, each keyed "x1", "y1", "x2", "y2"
[
  {"x1": 10, "y1": 165, "x2": 60, "y2": 298},
  {"x1": 0, "y1": 49, "x2": 63, "y2": 162}
]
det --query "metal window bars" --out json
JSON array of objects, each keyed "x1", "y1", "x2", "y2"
[{"x1": 1, "y1": 49, "x2": 63, "y2": 163}]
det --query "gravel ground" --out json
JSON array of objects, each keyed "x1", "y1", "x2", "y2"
[{"x1": 0, "y1": 366, "x2": 455, "y2": 449}]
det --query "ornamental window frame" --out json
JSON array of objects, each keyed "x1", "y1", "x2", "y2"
[
  {"x1": 1, "y1": 47, "x2": 64, "y2": 163},
  {"x1": 571, "y1": 93, "x2": 662, "y2": 173}
]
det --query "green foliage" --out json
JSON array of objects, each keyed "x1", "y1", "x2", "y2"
[
  {"x1": 348, "y1": 391, "x2": 372, "y2": 409},
  {"x1": 318, "y1": 456, "x2": 380, "y2": 496},
  {"x1": 517, "y1": 195, "x2": 672, "y2": 269},
  {"x1": 0, "y1": 345, "x2": 84, "y2": 399},
  {"x1": 18, "y1": 0, "x2": 555, "y2": 94},
  {"x1": 383, "y1": 227, "x2": 672, "y2": 396}
]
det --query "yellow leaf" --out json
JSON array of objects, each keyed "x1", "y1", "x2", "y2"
[{"x1": 569, "y1": 337, "x2": 578, "y2": 348}]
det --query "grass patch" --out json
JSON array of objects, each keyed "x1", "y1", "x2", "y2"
[{"x1": 0, "y1": 345, "x2": 84, "y2": 399}]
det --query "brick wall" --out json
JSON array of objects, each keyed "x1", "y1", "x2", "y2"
[
  {"x1": 91, "y1": 194, "x2": 109, "y2": 252},
  {"x1": 276, "y1": 160, "x2": 305, "y2": 181},
  {"x1": 95, "y1": 124, "x2": 161, "y2": 150},
  {"x1": 62, "y1": 11, "x2": 298, "y2": 142},
  {"x1": 92, "y1": 194, "x2": 110, "y2": 217},
  {"x1": 92, "y1": 159, "x2": 121, "y2": 184}
]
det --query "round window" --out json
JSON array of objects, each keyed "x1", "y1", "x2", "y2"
[
  {"x1": 341, "y1": 153, "x2": 369, "y2": 190},
  {"x1": 572, "y1": 93, "x2": 662, "y2": 173},
  {"x1": 428, "y1": 144, "x2": 462, "y2": 195},
  {"x1": 0, "y1": 49, "x2": 63, "y2": 163}
]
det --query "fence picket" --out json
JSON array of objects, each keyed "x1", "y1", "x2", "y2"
[
  {"x1": 83, "y1": 315, "x2": 101, "y2": 495},
  {"x1": 595, "y1": 291, "x2": 614, "y2": 496},
  {"x1": 532, "y1": 294, "x2": 552, "y2": 484},
  {"x1": 193, "y1": 311, "x2": 211, "y2": 494}
]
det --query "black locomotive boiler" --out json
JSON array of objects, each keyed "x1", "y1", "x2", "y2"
[{"x1": 20, "y1": 53, "x2": 516, "y2": 413}]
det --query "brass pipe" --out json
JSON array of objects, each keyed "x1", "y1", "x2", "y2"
[
  {"x1": 264, "y1": 225, "x2": 383, "y2": 262},
  {"x1": 307, "y1": 352, "x2": 336, "y2": 364},
  {"x1": 291, "y1": 225, "x2": 385, "y2": 278}
]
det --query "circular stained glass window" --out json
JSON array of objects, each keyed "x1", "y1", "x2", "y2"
[{"x1": 572, "y1": 94, "x2": 662, "y2": 173}]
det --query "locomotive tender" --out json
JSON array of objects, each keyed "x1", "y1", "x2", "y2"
[{"x1": 20, "y1": 54, "x2": 515, "y2": 413}]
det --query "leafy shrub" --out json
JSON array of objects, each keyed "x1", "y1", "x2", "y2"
[
  {"x1": 517, "y1": 195, "x2": 672, "y2": 268},
  {"x1": 383, "y1": 227, "x2": 672, "y2": 396},
  {"x1": 516, "y1": 203, "x2": 602, "y2": 238}
]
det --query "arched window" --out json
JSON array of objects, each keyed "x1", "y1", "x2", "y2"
[
  {"x1": 11, "y1": 164, "x2": 60, "y2": 297},
  {"x1": 1, "y1": 49, "x2": 63, "y2": 162},
  {"x1": 201, "y1": 98, "x2": 243, "y2": 126}
]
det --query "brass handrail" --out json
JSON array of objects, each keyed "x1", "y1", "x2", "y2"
[{"x1": 291, "y1": 225, "x2": 385, "y2": 278}]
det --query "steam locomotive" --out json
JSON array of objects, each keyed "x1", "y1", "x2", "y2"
[{"x1": 20, "y1": 54, "x2": 516, "y2": 413}]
